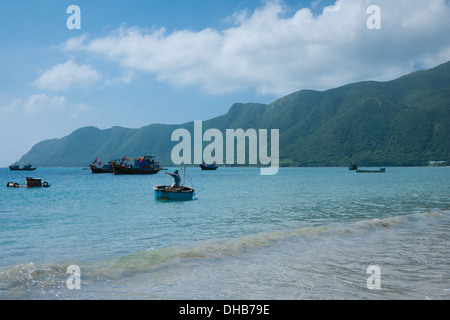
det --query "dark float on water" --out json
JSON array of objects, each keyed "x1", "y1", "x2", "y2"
[{"x1": 6, "y1": 177, "x2": 50, "y2": 188}]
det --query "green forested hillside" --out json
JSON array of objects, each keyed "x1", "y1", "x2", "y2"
[{"x1": 19, "y1": 61, "x2": 450, "y2": 167}]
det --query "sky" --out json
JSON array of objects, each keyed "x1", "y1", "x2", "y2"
[{"x1": 1, "y1": 0, "x2": 450, "y2": 167}]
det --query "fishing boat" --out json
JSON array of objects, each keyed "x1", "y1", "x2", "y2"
[
  {"x1": 89, "y1": 161, "x2": 114, "y2": 174},
  {"x1": 9, "y1": 164, "x2": 36, "y2": 171},
  {"x1": 112, "y1": 155, "x2": 162, "y2": 175},
  {"x1": 89, "y1": 158, "x2": 114, "y2": 174},
  {"x1": 89, "y1": 163, "x2": 113, "y2": 174},
  {"x1": 200, "y1": 161, "x2": 218, "y2": 170},
  {"x1": 153, "y1": 185, "x2": 196, "y2": 201},
  {"x1": 356, "y1": 167, "x2": 386, "y2": 173}
]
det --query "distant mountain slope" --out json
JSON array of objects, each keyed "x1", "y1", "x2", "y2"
[{"x1": 20, "y1": 61, "x2": 450, "y2": 167}]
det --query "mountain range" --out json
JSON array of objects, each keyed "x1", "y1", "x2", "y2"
[{"x1": 19, "y1": 61, "x2": 450, "y2": 167}]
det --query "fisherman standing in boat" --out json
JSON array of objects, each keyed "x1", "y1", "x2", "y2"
[{"x1": 165, "y1": 170, "x2": 181, "y2": 188}]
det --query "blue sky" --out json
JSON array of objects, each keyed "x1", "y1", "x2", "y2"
[{"x1": 1, "y1": 0, "x2": 449, "y2": 167}]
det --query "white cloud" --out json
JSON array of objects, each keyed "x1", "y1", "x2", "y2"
[
  {"x1": 61, "y1": 35, "x2": 88, "y2": 51},
  {"x1": 61, "y1": 0, "x2": 450, "y2": 96},
  {"x1": 104, "y1": 69, "x2": 135, "y2": 85},
  {"x1": 34, "y1": 60, "x2": 100, "y2": 91},
  {"x1": 24, "y1": 94, "x2": 66, "y2": 114},
  {"x1": 1, "y1": 94, "x2": 93, "y2": 118}
]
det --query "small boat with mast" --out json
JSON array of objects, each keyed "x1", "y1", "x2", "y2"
[
  {"x1": 89, "y1": 158, "x2": 114, "y2": 174},
  {"x1": 112, "y1": 155, "x2": 163, "y2": 175}
]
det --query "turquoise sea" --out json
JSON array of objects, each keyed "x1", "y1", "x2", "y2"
[{"x1": 0, "y1": 167, "x2": 449, "y2": 300}]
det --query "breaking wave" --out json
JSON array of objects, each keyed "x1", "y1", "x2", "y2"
[{"x1": 1, "y1": 210, "x2": 448, "y2": 299}]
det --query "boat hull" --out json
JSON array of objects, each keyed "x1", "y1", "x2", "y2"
[
  {"x1": 200, "y1": 164, "x2": 218, "y2": 170},
  {"x1": 9, "y1": 166, "x2": 36, "y2": 171},
  {"x1": 356, "y1": 168, "x2": 386, "y2": 173},
  {"x1": 89, "y1": 164, "x2": 113, "y2": 174},
  {"x1": 153, "y1": 185, "x2": 195, "y2": 201},
  {"x1": 112, "y1": 162, "x2": 162, "y2": 175}
]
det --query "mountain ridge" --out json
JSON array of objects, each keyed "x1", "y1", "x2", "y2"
[{"x1": 19, "y1": 61, "x2": 450, "y2": 167}]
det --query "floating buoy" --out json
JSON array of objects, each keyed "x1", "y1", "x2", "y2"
[
  {"x1": 6, "y1": 182, "x2": 19, "y2": 188},
  {"x1": 6, "y1": 180, "x2": 51, "y2": 188}
]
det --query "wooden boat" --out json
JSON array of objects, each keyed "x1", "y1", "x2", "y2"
[
  {"x1": 356, "y1": 168, "x2": 386, "y2": 173},
  {"x1": 9, "y1": 164, "x2": 36, "y2": 171},
  {"x1": 153, "y1": 185, "x2": 195, "y2": 201},
  {"x1": 89, "y1": 158, "x2": 114, "y2": 173},
  {"x1": 112, "y1": 156, "x2": 162, "y2": 175},
  {"x1": 200, "y1": 162, "x2": 218, "y2": 170},
  {"x1": 89, "y1": 162, "x2": 114, "y2": 174}
]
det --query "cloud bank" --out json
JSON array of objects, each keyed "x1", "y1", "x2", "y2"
[
  {"x1": 24, "y1": 94, "x2": 66, "y2": 114},
  {"x1": 61, "y1": 0, "x2": 450, "y2": 96},
  {"x1": 34, "y1": 60, "x2": 100, "y2": 91},
  {"x1": 0, "y1": 93, "x2": 92, "y2": 119}
]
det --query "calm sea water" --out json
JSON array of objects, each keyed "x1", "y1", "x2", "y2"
[{"x1": 0, "y1": 167, "x2": 449, "y2": 300}]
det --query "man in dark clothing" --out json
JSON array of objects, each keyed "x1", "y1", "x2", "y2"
[{"x1": 165, "y1": 170, "x2": 181, "y2": 188}]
